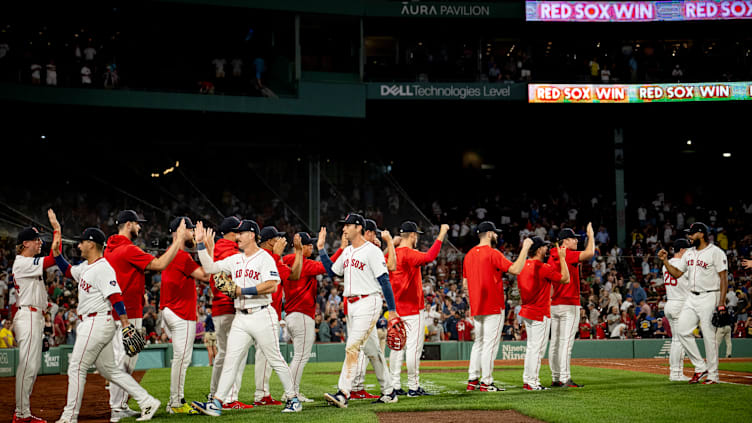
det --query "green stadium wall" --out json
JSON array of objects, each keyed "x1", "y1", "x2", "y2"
[{"x1": 1, "y1": 339, "x2": 749, "y2": 377}]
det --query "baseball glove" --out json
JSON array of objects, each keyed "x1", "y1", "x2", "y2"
[
  {"x1": 214, "y1": 272, "x2": 237, "y2": 299},
  {"x1": 122, "y1": 324, "x2": 146, "y2": 357},
  {"x1": 712, "y1": 306, "x2": 734, "y2": 328},
  {"x1": 386, "y1": 316, "x2": 407, "y2": 351}
]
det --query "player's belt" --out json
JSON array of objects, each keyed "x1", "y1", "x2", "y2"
[
  {"x1": 690, "y1": 289, "x2": 720, "y2": 295},
  {"x1": 239, "y1": 305, "x2": 268, "y2": 314},
  {"x1": 20, "y1": 305, "x2": 39, "y2": 312},
  {"x1": 78, "y1": 312, "x2": 100, "y2": 320},
  {"x1": 346, "y1": 294, "x2": 370, "y2": 304}
]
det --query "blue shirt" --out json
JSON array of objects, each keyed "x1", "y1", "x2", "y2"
[
  {"x1": 205, "y1": 314, "x2": 215, "y2": 332},
  {"x1": 631, "y1": 286, "x2": 647, "y2": 305}
]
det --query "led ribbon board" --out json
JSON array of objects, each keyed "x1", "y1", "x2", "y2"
[
  {"x1": 528, "y1": 82, "x2": 752, "y2": 103},
  {"x1": 526, "y1": 1, "x2": 752, "y2": 21}
]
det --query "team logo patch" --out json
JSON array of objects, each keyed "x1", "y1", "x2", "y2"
[
  {"x1": 109, "y1": 280, "x2": 117, "y2": 287},
  {"x1": 270, "y1": 271, "x2": 279, "y2": 277}
]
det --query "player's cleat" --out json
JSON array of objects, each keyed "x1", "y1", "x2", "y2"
[
  {"x1": 669, "y1": 374, "x2": 692, "y2": 382},
  {"x1": 110, "y1": 408, "x2": 141, "y2": 422},
  {"x1": 136, "y1": 398, "x2": 161, "y2": 421},
  {"x1": 479, "y1": 382, "x2": 505, "y2": 392},
  {"x1": 466, "y1": 379, "x2": 480, "y2": 391},
  {"x1": 167, "y1": 403, "x2": 199, "y2": 415},
  {"x1": 254, "y1": 396, "x2": 283, "y2": 406},
  {"x1": 392, "y1": 388, "x2": 408, "y2": 396},
  {"x1": 297, "y1": 394, "x2": 315, "y2": 403},
  {"x1": 407, "y1": 387, "x2": 433, "y2": 397},
  {"x1": 523, "y1": 384, "x2": 550, "y2": 391},
  {"x1": 551, "y1": 381, "x2": 565, "y2": 388},
  {"x1": 702, "y1": 380, "x2": 719, "y2": 385},
  {"x1": 324, "y1": 391, "x2": 348, "y2": 408},
  {"x1": 23, "y1": 417, "x2": 47, "y2": 423},
  {"x1": 350, "y1": 389, "x2": 380, "y2": 399},
  {"x1": 688, "y1": 371, "x2": 709, "y2": 384},
  {"x1": 191, "y1": 399, "x2": 222, "y2": 417},
  {"x1": 565, "y1": 379, "x2": 583, "y2": 388},
  {"x1": 372, "y1": 391, "x2": 399, "y2": 404},
  {"x1": 281, "y1": 397, "x2": 302, "y2": 413},
  {"x1": 222, "y1": 401, "x2": 254, "y2": 409}
]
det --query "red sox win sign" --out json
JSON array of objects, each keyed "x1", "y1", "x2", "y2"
[
  {"x1": 526, "y1": 1, "x2": 752, "y2": 21},
  {"x1": 528, "y1": 82, "x2": 752, "y2": 103}
]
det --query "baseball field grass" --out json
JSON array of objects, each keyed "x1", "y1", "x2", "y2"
[{"x1": 130, "y1": 362, "x2": 751, "y2": 423}]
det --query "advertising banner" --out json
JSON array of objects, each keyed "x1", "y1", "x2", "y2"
[
  {"x1": 368, "y1": 82, "x2": 526, "y2": 100},
  {"x1": 528, "y1": 82, "x2": 752, "y2": 103},
  {"x1": 526, "y1": 1, "x2": 752, "y2": 22}
]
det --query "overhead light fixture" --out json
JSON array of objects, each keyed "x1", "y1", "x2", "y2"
[
  {"x1": 723, "y1": 153, "x2": 731, "y2": 158},
  {"x1": 686, "y1": 140, "x2": 692, "y2": 145}
]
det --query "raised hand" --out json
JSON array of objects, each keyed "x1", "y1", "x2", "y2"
[
  {"x1": 743, "y1": 259, "x2": 752, "y2": 270},
  {"x1": 48, "y1": 208, "x2": 61, "y2": 232},
  {"x1": 381, "y1": 230, "x2": 393, "y2": 244},
  {"x1": 522, "y1": 237, "x2": 533, "y2": 250},
  {"x1": 205, "y1": 227, "x2": 215, "y2": 251},
  {"x1": 557, "y1": 246, "x2": 567, "y2": 260},
  {"x1": 273, "y1": 237, "x2": 288, "y2": 256},
  {"x1": 317, "y1": 227, "x2": 327, "y2": 250},
  {"x1": 657, "y1": 249, "x2": 668, "y2": 262},
  {"x1": 194, "y1": 221, "x2": 206, "y2": 244},
  {"x1": 587, "y1": 222, "x2": 594, "y2": 237}
]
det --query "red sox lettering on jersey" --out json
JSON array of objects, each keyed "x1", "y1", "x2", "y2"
[
  {"x1": 238, "y1": 269, "x2": 261, "y2": 280},
  {"x1": 344, "y1": 258, "x2": 367, "y2": 271}
]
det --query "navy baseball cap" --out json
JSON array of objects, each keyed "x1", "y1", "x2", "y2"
[
  {"x1": 528, "y1": 236, "x2": 551, "y2": 254},
  {"x1": 557, "y1": 228, "x2": 581, "y2": 241},
  {"x1": 259, "y1": 226, "x2": 286, "y2": 244},
  {"x1": 75, "y1": 227, "x2": 107, "y2": 245},
  {"x1": 340, "y1": 213, "x2": 366, "y2": 227},
  {"x1": 17, "y1": 227, "x2": 42, "y2": 244},
  {"x1": 168, "y1": 216, "x2": 196, "y2": 233},
  {"x1": 399, "y1": 221, "x2": 424, "y2": 234},
  {"x1": 297, "y1": 232, "x2": 315, "y2": 245},
  {"x1": 116, "y1": 210, "x2": 147, "y2": 225},
  {"x1": 237, "y1": 219, "x2": 260, "y2": 235},
  {"x1": 364, "y1": 219, "x2": 379, "y2": 233},
  {"x1": 684, "y1": 222, "x2": 709, "y2": 235},
  {"x1": 673, "y1": 238, "x2": 691, "y2": 251},
  {"x1": 219, "y1": 216, "x2": 242, "y2": 234},
  {"x1": 476, "y1": 221, "x2": 502, "y2": 236}
]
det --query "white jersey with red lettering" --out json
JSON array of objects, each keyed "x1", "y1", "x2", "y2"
[
  {"x1": 674, "y1": 244, "x2": 727, "y2": 293},
  {"x1": 71, "y1": 258, "x2": 121, "y2": 316},
  {"x1": 663, "y1": 258, "x2": 690, "y2": 302},
  {"x1": 12, "y1": 255, "x2": 48, "y2": 309},
  {"x1": 331, "y1": 242, "x2": 388, "y2": 297},
  {"x1": 198, "y1": 249, "x2": 280, "y2": 310}
]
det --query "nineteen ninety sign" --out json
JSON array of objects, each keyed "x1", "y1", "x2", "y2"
[
  {"x1": 528, "y1": 82, "x2": 752, "y2": 103},
  {"x1": 526, "y1": 1, "x2": 752, "y2": 21}
]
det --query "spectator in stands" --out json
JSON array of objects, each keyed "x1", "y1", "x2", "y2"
[
  {"x1": 578, "y1": 317, "x2": 592, "y2": 339},
  {"x1": 0, "y1": 319, "x2": 15, "y2": 348},
  {"x1": 45, "y1": 60, "x2": 57, "y2": 86},
  {"x1": 607, "y1": 306, "x2": 621, "y2": 334},
  {"x1": 30, "y1": 62, "x2": 42, "y2": 85},
  {"x1": 80, "y1": 63, "x2": 92, "y2": 86},
  {"x1": 445, "y1": 310, "x2": 460, "y2": 340},
  {"x1": 654, "y1": 318, "x2": 668, "y2": 338},
  {"x1": 630, "y1": 281, "x2": 647, "y2": 305}
]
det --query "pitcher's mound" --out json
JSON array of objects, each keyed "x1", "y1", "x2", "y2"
[{"x1": 377, "y1": 410, "x2": 545, "y2": 423}]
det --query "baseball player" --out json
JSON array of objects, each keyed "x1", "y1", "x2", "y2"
[
  {"x1": 464, "y1": 221, "x2": 528, "y2": 392},
  {"x1": 388, "y1": 222, "x2": 449, "y2": 397},
  {"x1": 548, "y1": 224, "x2": 594, "y2": 388},
  {"x1": 191, "y1": 220, "x2": 303, "y2": 415},
  {"x1": 12, "y1": 209, "x2": 61, "y2": 423},
  {"x1": 662, "y1": 238, "x2": 692, "y2": 382},
  {"x1": 659, "y1": 222, "x2": 728, "y2": 384},
  {"x1": 159, "y1": 217, "x2": 212, "y2": 414},
  {"x1": 518, "y1": 236, "x2": 569, "y2": 391},
  {"x1": 253, "y1": 226, "x2": 302, "y2": 406},
  {"x1": 282, "y1": 230, "x2": 345, "y2": 402},
  {"x1": 205, "y1": 216, "x2": 253, "y2": 409},
  {"x1": 349, "y1": 219, "x2": 396, "y2": 399},
  {"x1": 52, "y1": 227, "x2": 161, "y2": 423},
  {"x1": 106, "y1": 210, "x2": 189, "y2": 419},
  {"x1": 319, "y1": 213, "x2": 400, "y2": 408}
]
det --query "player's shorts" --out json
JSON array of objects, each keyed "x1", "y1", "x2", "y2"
[{"x1": 203, "y1": 331, "x2": 217, "y2": 347}]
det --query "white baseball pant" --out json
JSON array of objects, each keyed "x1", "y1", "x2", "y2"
[
  {"x1": 14, "y1": 307, "x2": 43, "y2": 419},
  {"x1": 338, "y1": 295, "x2": 391, "y2": 396},
  {"x1": 161, "y1": 308, "x2": 196, "y2": 407},
  {"x1": 388, "y1": 311, "x2": 425, "y2": 391},
  {"x1": 549, "y1": 305, "x2": 580, "y2": 383},
  {"x1": 209, "y1": 314, "x2": 246, "y2": 402},
  {"x1": 109, "y1": 317, "x2": 142, "y2": 412},
  {"x1": 468, "y1": 312, "x2": 504, "y2": 385},
  {"x1": 215, "y1": 307, "x2": 294, "y2": 403},
  {"x1": 522, "y1": 316, "x2": 551, "y2": 388},
  {"x1": 664, "y1": 300, "x2": 687, "y2": 377},
  {"x1": 716, "y1": 325, "x2": 732, "y2": 357},
  {"x1": 60, "y1": 315, "x2": 154, "y2": 422},
  {"x1": 677, "y1": 292, "x2": 720, "y2": 381},
  {"x1": 351, "y1": 351, "x2": 368, "y2": 391},
  {"x1": 285, "y1": 312, "x2": 316, "y2": 395},
  {"x1": 253, "y1": 332, "x2": 276, "y2": 401}
]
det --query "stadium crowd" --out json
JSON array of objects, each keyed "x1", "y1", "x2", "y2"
[{"x1": 2, "y1": 185, "x2": 752, "y2": 354}]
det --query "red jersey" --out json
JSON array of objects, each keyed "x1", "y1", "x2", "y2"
[
  {"x1": 210, "y1": 238, "x2": 240, "y2": 316},
  {"x1": 518, "y1": 259, "x2": 563, "y2": 322},
  {"x1": 578, "y1": 321, "x2": 592, "y2": 339},
  {"x1": 595, "y1": 322, "x2": 606, "y2": 339},
  {"x1": 263, "y1": 248, "x2": 291, "y2": 321},
  {"x1": 389, "y1": 240, "x2": 442, "y2": 317},
  {"x1": 159, "y1": 249, "x2": 200, "y2": 320},
  {"x1": 548, "y1": 249, "x2": 582, "y2": 306},
  {"x1": 282, "y1": 249, "x2": 342, "y2": 319},
  {"x1": 105, "y1": 234, "x2": 156, "y2": 319},
  {"x1": 463, "y1": 245, "x2": 512, "y2": 317},
  {"x1": 457, "y1": 318, "x2": 474, "y2": 341}
]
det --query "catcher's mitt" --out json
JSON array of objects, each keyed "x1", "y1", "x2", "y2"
[
  {"x1": 122, "y1": 324, "x2": 146, "y2": 357},
  {"x1": 712, "y1": 306, "x2": 734, "y2": 328},
  {"x1": 387, "y1": 316, "x2": 407, "y2": 351},
  {"x1": 214, "y1": 272, "x2": 237, "y2": 299}
]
